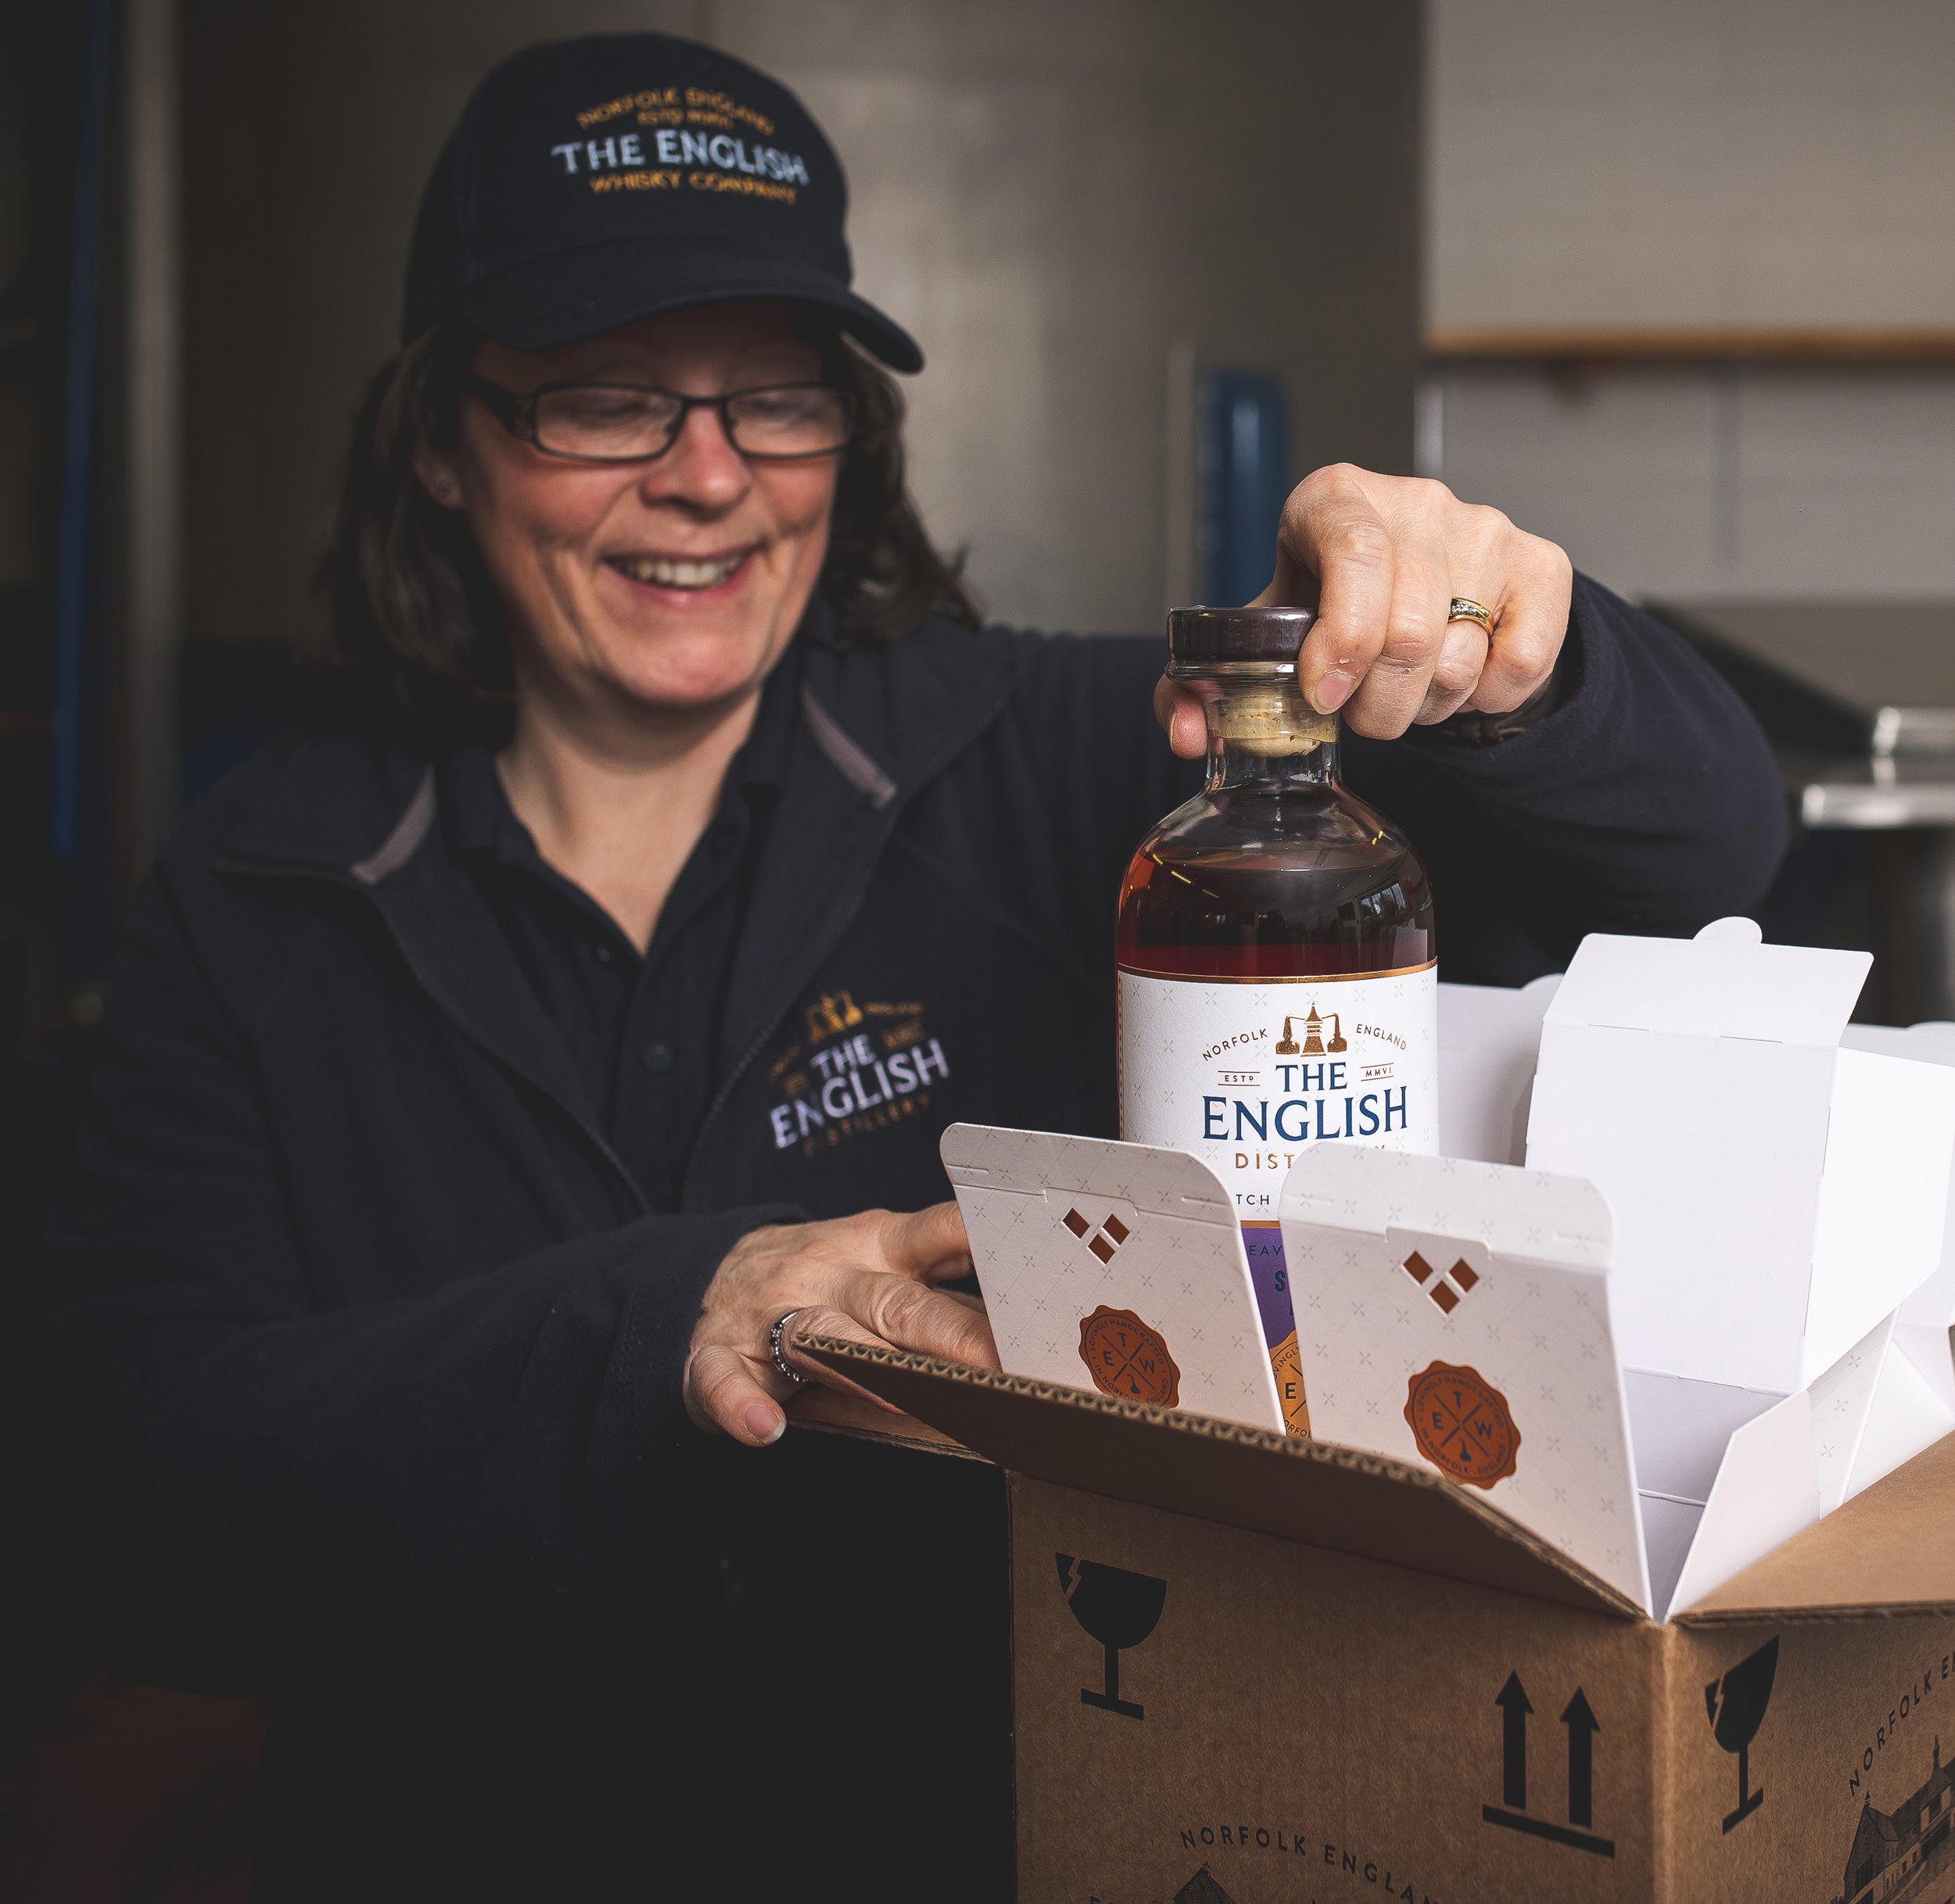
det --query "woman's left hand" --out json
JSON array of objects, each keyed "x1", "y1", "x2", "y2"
[{"x1": 1157, "y1": 464, "x2": 1574, "y2": 755}]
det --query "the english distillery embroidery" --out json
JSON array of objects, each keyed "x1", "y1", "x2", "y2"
[
  {"x1": 764, "y1": 991, "x2": 950, "y2": 1156},
  {"x1": 549, "y1": 87, "x2": 811, "y2": 201}
]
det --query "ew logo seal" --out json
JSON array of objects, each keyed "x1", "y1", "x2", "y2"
[
  {"x1": 1404, "y1": 1359, "x2": 1519, "y2": 1489},
  {"x1": 1079, "y1": 1305, "x2": 1181, "y2": 1407}
]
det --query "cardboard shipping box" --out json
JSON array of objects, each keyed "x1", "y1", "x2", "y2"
[
  {"x1": 802, "y1": 1334, "x2": 1955, "y2": 1904},
  {"x1": 791, "y1": 928, "x2": 1955, "y2": 1902}
]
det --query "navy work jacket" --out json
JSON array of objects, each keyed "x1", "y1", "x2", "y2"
[{"x1": 35, "y1": 579, "x2": 1785, "y2": 1899}]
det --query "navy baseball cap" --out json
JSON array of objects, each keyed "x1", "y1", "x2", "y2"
[{"x1": 403, "y1": 33, "x2": 923, "y2": 372}]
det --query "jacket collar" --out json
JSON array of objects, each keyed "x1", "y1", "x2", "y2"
[
  {"x1": 208, "y1": 605, "x2": 1018, "y2": 1208},
  {"x1": 712, "y1": 605, "x2": 1017, "y2": 1057},
  {"x1": 213, "y1": 601, "x2": 1013, "y2": 882}
]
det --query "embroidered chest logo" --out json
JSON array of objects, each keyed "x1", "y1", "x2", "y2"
[{"x1": 765, "y1": 991, "x2": 952, "y2": 1156}]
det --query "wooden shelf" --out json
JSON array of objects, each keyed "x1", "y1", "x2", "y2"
[{"x1": 1424, "y1": 326, "x2": 1955, "y2": 364}]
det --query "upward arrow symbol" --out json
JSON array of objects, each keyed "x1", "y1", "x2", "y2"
[
  {"x1": 1562, "y1": 1689, "x2": 1600, "y2": 1828},
  {"x1": 1495, "y1": 1671, "x2": 1532, "y2": 1809}
]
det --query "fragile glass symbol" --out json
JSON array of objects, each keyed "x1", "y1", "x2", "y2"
[
  {"x1": 1706, "y1": 1637, "x2": 1777, "y2": 1833},
  {"x1": 1056, "y1": 1553, "x2": 1167, "y2": 1720}
]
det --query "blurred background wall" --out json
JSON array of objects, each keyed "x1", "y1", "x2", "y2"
[
  {"x1": 185, "y1": 0, "x2": 1419, "y2": 662},
  {"x1": 1420, "y1": 0, "x2": 1955, "y2": 601}
]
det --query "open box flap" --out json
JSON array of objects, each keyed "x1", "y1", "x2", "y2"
[
  {"x1": 797, "y1": 1334, "x2": 1640, "y2": 1620},
  {"x1": 1675, "y1": 1427, "x2": 1955, "y2": 1623},
  {"x1": 1542, "y1": 929, "x2": 1869, "y2": 1045}
]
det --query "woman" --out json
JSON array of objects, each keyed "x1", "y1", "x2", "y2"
[{"x1": 37, "y1": 30, "x2": 1785, "y2": 1902}]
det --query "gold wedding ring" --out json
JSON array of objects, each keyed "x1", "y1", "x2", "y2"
[{"x1": 1447, "y1": 597, "x2": 1496, "y2": 637}]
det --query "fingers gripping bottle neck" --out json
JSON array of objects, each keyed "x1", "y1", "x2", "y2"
[{"x1": 1115, "y1": 607, "x2": 1440, "y2": 1435}]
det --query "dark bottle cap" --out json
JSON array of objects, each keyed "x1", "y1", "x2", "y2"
[{"x1": 1167, "y1": 604, "x2": 1318, "y2": 673}]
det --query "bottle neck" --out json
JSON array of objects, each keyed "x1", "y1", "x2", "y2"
[{"x1": 1200, "y1": 678, "x2": 1340, "y2": 791}]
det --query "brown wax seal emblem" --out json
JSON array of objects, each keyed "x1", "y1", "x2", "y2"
[
  {"x1": 1270, "y1": 1331, "x2": 1311, "y2": 1438},
  {"x1": 1078, "y1": 1305, "x2": 1182, "y2": 1407},
  {"x1": 1404, "y1": 1359, "x2": 1519, "y2": 1489}
]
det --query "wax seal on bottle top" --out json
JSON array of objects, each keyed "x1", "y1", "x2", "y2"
[{"x1": 1117, "y1": 605, "x2": 1438, "y2": 1423}]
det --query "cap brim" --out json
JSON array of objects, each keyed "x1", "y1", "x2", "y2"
[{"x1": 452, "y1": 238, "x2": 924, "y2": 373}]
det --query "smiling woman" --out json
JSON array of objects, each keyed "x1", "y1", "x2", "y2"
[{"x1": 33, "y1": 24, "x2": 1793, "y2": 1904}]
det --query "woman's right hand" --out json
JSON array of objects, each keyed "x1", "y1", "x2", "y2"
[{"x1": 683, "y1": 1202, "x2": 999, "y2": 1447}]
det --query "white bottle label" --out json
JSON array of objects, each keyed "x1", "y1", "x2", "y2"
[{"x1": 1117, "y1": 963, "x2": 1440, "y2": 1218}]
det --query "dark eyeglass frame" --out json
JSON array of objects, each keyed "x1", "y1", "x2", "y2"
[{"x1": 457, "y1": 371, "x2": 859, "y2": 464}]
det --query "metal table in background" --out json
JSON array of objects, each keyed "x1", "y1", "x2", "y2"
[{"x1": 1649, "y1": 600, "x2": 1955, "y2": 1024}]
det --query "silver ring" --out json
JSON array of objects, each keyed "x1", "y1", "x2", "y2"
[{"x1": 769, "y1": 1309, "x2": 812, "y2": 1386}]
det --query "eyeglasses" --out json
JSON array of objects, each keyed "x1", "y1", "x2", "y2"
[{"x1": 457, "y1": 371, "x2": 857, "y2": 464}]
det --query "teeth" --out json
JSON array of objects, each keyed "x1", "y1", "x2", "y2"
[{"x1": 616, "y1": 554, "x2": 743, "y2": 588}]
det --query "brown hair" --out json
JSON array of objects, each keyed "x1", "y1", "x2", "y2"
[{"x1": 306, "y1": 317, "x2": 981, "y2": 745}]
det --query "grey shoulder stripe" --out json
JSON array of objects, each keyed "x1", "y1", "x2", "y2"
[
  {"x1": 800, "y1": 686, "x2": 898, "y2": 810},
  {"x1": 350, "y1": 766, "x2": 436, "y2": 885}
]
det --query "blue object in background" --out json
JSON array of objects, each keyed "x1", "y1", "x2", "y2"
[{"x1": 1198, "y1": 371, "x2": 1291, "y2": 608}]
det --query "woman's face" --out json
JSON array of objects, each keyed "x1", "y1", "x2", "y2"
[{"x1": 425, "y1": 302, "x2": 838, "y2": 725}]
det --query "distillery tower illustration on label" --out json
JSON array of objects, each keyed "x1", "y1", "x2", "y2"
[{"x1": 1117, "y1": 605, "x2": 1439, "y2": 1429}]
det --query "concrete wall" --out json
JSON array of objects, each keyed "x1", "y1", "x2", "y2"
[
  {"x1": 1428, "y1": 0, "x2": 1955, "y2": 331},
  {"x1": 1421, "y1": 0, "x2": 1955, "y2": 601},
  {"x1": 182, "y1": 0, "x2": 1421, "y2": 647},
  {"x1": 1426, "y1": 362, "x2": 1955, "y2": 602}
]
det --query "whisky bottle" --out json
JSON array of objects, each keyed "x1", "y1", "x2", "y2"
[{"x1": 1117, "y1": 606, "x2": 1439, "y2": 1432}]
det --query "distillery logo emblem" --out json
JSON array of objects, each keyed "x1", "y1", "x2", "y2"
[
  {"x1": 1275, "y1": 1003, "x2": 1346, "y2": 1056},
  {"x1": 764, "y1": 990, "x2": 950, "y2": 1156},
  {"x1": 1200, "y1": 1002, "x2": 1408, "y2": 1145},
  {"x1": 1056, "y1": 1553, "x2": 1167, "y2": 1722},
  {"x1": 1404, "y1": 1359, "x2": 1520, "y2": 1489},
  {"x1": 1117, "y1": 965, "x2": 1439, "y2": 1213},
  {"x1": 549, "y1": 87, "x2": 811, "y2": 203},
  {"x1": 1077, "y1": 1303, "x2": 1182, "y2": 1407}
]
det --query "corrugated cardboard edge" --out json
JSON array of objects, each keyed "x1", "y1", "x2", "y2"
[
  {"x1": 798, "y1": 1333, "x2": 1642, "y2": 1620},
  {"x1": 1675, "y1": 1426, "x2": 1955, "y2": 1625},
  {"x1": 786, "y1": 1380, "x2": 984, "y2": 1458}
]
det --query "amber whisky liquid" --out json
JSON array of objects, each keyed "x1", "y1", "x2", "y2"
[{"x1": 1116, "y1": 783, "x2": 1433, "y2": 980}]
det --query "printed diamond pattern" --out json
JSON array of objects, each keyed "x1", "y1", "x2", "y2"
[
  {"x1": 942, "y1": 1124, "x2": 1283, "y2": 1433},
  {"x1": 1401, "y1": 1249, "x2": 1481, "y2": 1314}
]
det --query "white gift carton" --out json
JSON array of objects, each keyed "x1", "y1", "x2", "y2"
[
  {"x1": 1437, "y1": 972, "x2": 1560, "y2": 1165},
  {"x1": 1275, "y1": 1143, "x2": 1649, "y2": 1605},
  {"x1": 1275, "y1": 1142, "x2": 1879, "y2": 1619},
  {"x1": 1840, "y1": 1019, "x2": 1955, "y2": 1367},
  {"x1": 1523, "y1": 917, "x2": 1955, "y2": 1394},
  {"x1": 934, "y1": 931, "x2": 1955, "y2": 1621},
  {"x1": 941, "y1": 1123, "x2": 1285, "y2": 1435},
  {"x1": 1806, "y1": 1309, "x2": 1955, "y2": 1511}
]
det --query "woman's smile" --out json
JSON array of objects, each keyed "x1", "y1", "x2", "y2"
[{"x1": 601, "y1": 547, "x2": 755, "y2": 593}]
